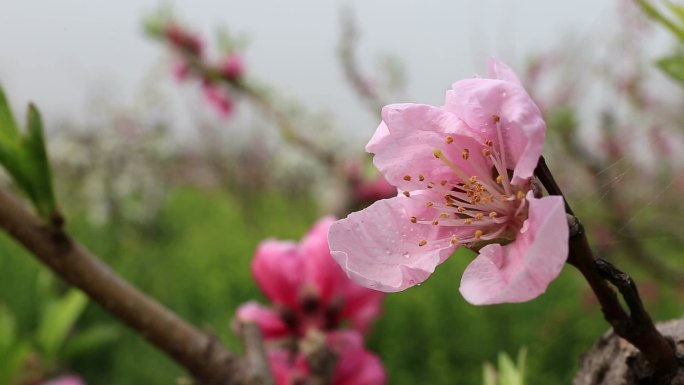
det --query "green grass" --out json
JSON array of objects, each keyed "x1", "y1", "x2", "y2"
[{"x1": 1, "y1": 186, "x2": 683, "y2": 385}]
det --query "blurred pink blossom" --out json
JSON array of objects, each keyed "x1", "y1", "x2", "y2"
[
  {"x1": 220, "y1": 53, "x2": 245, "y2": 81},
  {"x1": 329, "y1": 59, "x2": 568, "y2": 305},
  {"x1": 268, "y1": 331, "x2": 386, "y2": 385},
  {"x1": 237, "y1": 217, "x2": 384, "y2": 337},
  {"x1": 203, "y1": 84, "x2": 234, "y2": 118},
  {"x1": 41, "y1": 375, "x2": 85, "y2": 385},
  {"x1": 164, "y1": 24, "x2": 203, "y2": 56}
]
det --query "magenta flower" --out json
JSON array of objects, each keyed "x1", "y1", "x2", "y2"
[
  {"x1": 42, "y1": 375, "x2": 86, "y2": 385},
  {"x1": 237, "y1": 217, "x2": 384, "y2": 337},
  {"x1": 328, "y1": 59, "x2": 569, "y2": 305},
  {"x1": 202, "y1": 84, "x2": 234, "y2": 118},
  {"x1": 267, "y1": 331, "x2": 386, "y2": 385},
  {"x1": 220, "y1": 53, "x2": 245, "y2": 81}
]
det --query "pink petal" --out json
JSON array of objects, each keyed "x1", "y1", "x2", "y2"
[
  {"x1": 487, "y1": 58, "x2": 522, "y2": 85},
  {"x1": 268, "y1": 349, "x2": 309, "y2": 385},
  {"x1": 367, "y1": 104, "x2": 489, "y2": 191},
  {"x1": 328, "y1": 196, "x2": 457, "y2": 292},
  {"x1": 459, "y1": 193, "x2": 568, "y2": 304},
  {"x1": 42, "y1": 376, "x2": 86, "y2": 385},
  {"x1": 235, "y1": 301, "x2": 289, "y2": 339},
  {"x1": 252, "y1": 240, "x2": 305, "y2": 308},
  {"x1": 301, "y1": 216, "x2": 347, "y2": 303},
  {"x1": 339, "y1": 283, "x2": 384, "y2": 333},
  {"x1": 328, "y1": 331, "x2": 387, "y2": 385},
  {"x1": 445, "y1": 63, "x2": 545, "y2": 185}
]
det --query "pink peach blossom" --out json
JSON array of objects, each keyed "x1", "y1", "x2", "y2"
[
  {"x1": 328, "y1": 59, "x2": 568, "y2": 305},
  {"x1": 220, "y1": 53, "x2": 245, "y2": 81},
  {"x1": 203, "y1": 84, "x2": 234, "y2": 118},
  {"x1": 42, "y1": 375, "x2": 85, "y2": 385},
  {"x1": 267, "y1": 331, "x2": 386, "y2": 385},
  {"x1": 237, "y1": 217, "x2": 384, "y2": 337}
]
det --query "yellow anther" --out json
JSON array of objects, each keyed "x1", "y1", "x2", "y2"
[
  {"x1": 403, "y1": 175, "x2": 411, "y2": 181},
  {"x1": 492, "y1": 115, "x2": 500, "y2": 123},
  {"x1": 432, "y1": 220, "x2": 439, "y2": 225},
  {"x1": 462, "y1": 149, "x2": 470, "y2": 160},
  {"x1": 474, "y1": 230, "x2": 484, "y2": 239},
  {"x1": 446, "y1": 136, "x2": 454, "y2": 144},
  {"x1": 439, "y1": 213, "x2": 449, "y2": 218},
  {"x1": 426, "y1": 201, "x2": 433, "y2": 207},
  {"x1": 440, "y1": 180, "x2": 448, "y2": 186},
  {"x1": 434, "y1": 149, "x2": 444, "y2": 158},
  {"x1": 496, "y1": 175, "x2": 503, "y2": 184},
  {"x1": 418, "y1": 240, "x2": 427, "y2": 247},
  {"x1": 475, "y1": 213, "x2": 484, "y2": 220},
  {"x1": 489, "y1": 211, "x2": 498, "y2": 218},
  {"x1": 482, "y1": 148, "x2": 492, "y2": 157},
  {"x1": 450, "y1": 237, "x2": 459, "y2": 245},
  {"x1": 517, "y1": 191, "x2": 525, "y2": 200},
  {"x1": 403, "y1": 191, "x2": 411, "y2": 197},
  {"x1": 410, "y1": 216, "x2": 417, "y2": 223},
  {"x1": 484, "y1": 139, "x2": 494, "y2": 147},
  {"x1": 418, "y1": 174, "x2": 425, "y2": 182},
  {"x1": 464, "y1": 219, "x2": 472, "y2": 225},
  {"x1": 469, "y1": 176, "x2": 478, "y2": 183},
  {"x1": 457, "y1": 206, "x2": 466, "y2": 212}
]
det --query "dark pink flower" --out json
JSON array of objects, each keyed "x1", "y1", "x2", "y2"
[
  {"x1": 328, "y1": 59, "x2": 568, "y2": 305},
  {"x1": 41, "y1": 375, "x2": 85, "y2": 385},
  {"x1": 164, "y1": 24, "x2": 203, "y2": 56},
  {"x1": 237, "y1": 217, "x2": 384, "y2": 336},
  {"x1": 203, "y1": 84, "x2": 234, "y2": 118},
  {"x1": 267, "y1": 331, "x2": 386, "y2": 385},
  {"x1": 220, "y1": 53, "x2": 245, "y2": 81}
]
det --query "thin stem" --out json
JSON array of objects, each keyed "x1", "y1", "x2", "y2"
[
  {"x1": 534, "y1": 157, "x2": 678, "y2": 382},
  {"x1": 0, "y1": 187, "x2": 253, "y2": 385}
]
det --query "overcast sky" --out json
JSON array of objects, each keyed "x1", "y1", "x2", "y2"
[{"x1": 0, "y1": 1, "x2": 616, "y2": 141}]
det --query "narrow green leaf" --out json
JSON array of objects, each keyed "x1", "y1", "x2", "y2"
[
  {"x1": 497, "y1": 352, "x2": 519, "y2": 385},
  {"x1": 36, "y1": 290, "x2": 88, "y2": 361},
  {"x1": 516, "y1": 347, "x2": 528, "y2": 385},
  {"x1": 21, "y1": 103, "x2": 57, "y2": 218},
  {"x1": 482, "y1": 362, "x2": 498, "y2": 385},
  {"x1": 0, "y1": 83, "x2": 19, "y2": 142},
  {"x1": 657, "y1": 55, "x2": 684, "y2": 84},
  {"x1": 665, "y1": 0, "x2": 684, "y2": 24},
  {"x1": 637, "y1": 0, "x2": 684, "y2": 41},
  {"x1": 0, "y1": 305, "x2": 17, "y2": 356}
]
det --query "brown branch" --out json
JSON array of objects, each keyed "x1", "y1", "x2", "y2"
[
  {"x1": 240, "y1": 322, "x2": 276, "y2": 385},
  {"x1": 535, "y1": 157, "x2": 679, "y2": 382},
  {"x1": 0, "y1": 186, "x2": 254, "y2": 385}
]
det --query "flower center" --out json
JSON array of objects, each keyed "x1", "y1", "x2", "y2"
[{"x1": 405, "y1": 115, "x2": 530, "y2": 248}]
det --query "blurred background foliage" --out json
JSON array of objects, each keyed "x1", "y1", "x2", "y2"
[{"x1": 3, "y1": 1, "x2": 684, "y2": 385}]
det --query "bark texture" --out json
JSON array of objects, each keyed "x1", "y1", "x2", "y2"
[{"x1": 574, "y1": 320, "x2": 684, "y2": 385}]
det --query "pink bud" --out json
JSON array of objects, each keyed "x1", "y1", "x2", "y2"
[{"x1": 221, "y1": 54, "x2": 245, "y2": 81}]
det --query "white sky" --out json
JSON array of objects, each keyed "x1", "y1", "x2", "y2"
[{"x1": 0, "y1": 0, "x2": 616, "y2": 141}]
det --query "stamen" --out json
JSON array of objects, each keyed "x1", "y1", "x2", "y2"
[
  {"x1": 450, "y1": 237, "x2": 459, "y2": 245},
  {"x1": 440, "y1": 180, "x2": 448, "y2": 186},
  {"x1": 464, "y1": 219, "x2": 472, "y2": 225},
  {"x1": 462, "y1": 149, "x2": 470, "y2": 160},
  {"x1": 496, "y1": 175, "x2": 503, "y2": 184},
  {"x1": 482, "y1": 148, "x2": 491, "y2": 157},
  {"x1": 474, "y1": 230, "x2": 484, "y2": 239},
  {"x1": 432, "y1": 220, "x2": 439, "y2": 225},
  {"x1": 484, "y1": 139, "x2": 493, "y2": 147},
  {"x1": 418, "y1": 174, "x2": 425, "y2": 181},
  {"x1": 426, "y1": 202, "x2": 433, "y2": 207},
  {"x1": 418, "y1": 240, "x2": 427, "y2": 247},
  {"x1": 492, "y1": 115, "x2": 500, "y2": 123},
  {"x1": 446, "y1": 136, "x2": 454, "y2": 144},
  {"x1": 434, "y1": 148, "x2": 471, "y2": 182},
  {"x1": 410, "y1": 216, "x2": 417, "y2": 223},
  {"x1": 517, "y1": 191, "x2": 525, "y2": 200},
  {"x1": 439, "y1": 213, "x2": 449, "y2": 218},
  {"x1": 403, "y1": 175, "x2": 411, "y2": 181},
  {"x1": 403, "y1": 191, "x2": 410, "y2": 197},
  {"x1": 475, "y1": 213, "x2": 484, "y2": 220},
  {"x1": 489, "y1": 211, "x2": 498, "y2": 218}
]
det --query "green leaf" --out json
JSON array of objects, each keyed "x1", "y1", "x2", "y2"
[
  {"x1": 516, "y1": 347, "x2": 528, "y2": 385},
  {"x1": 21, "y1": 104, "x2": 56, "y2": 218},
  {"x1": 482, "y1": 362, "x2": 497, "y2": 385},
  {"x1": 657, "y1": 55, "x2": 684, "y2": 84},
  {"x1": 36, "y1": 289, "x2": 88, "y2": 361},
  {"x1": 497, "y1": 351, "x2": 519, "y2": 385},
  {"x1": 637, "y1": 0, "x2": 684, "y2": 41},
  {"x1": 61, "y1": 324, "x2": 120, "y2": 359},
  {"x1": 665, "y1": 0, "x2": 684, "y2": 24},
  {"x1": 0, "y1": 83, "x2": 58, "y2": 220}
]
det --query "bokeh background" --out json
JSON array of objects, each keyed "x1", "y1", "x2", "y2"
[{"x1": 2, "y1": 1, "x2": 684, "y2": 384}]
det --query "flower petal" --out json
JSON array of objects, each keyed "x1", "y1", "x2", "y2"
[
  {"x1": 301, "y1": 216, "x2": 347, "y2": 303},
  {"x1": 487, "y1": 58, "x2": 522, "y2": 85},
  {"x1": 329, "y1": 196, "x2": 457, "y2": 292},
  {"x1": 339, "y1": 282, "x2": 385, "y2": 333},
  {"x1": 459, "y1": 193, "x2": 568, "y2": 304},
  {"x1": 328, "y1": 331, "x2": 387, "y2": 385},
  {"x1": 252, "y1": 240, "x2": 305, "y2": 308},
  {"x1": 446, "y1": 67, "x2": 545, "y2": 185},
  {"x1": 368, "y1": 103, "x2": 490, "y2": 191},
  {"x1": 235, "y1": 301, "x2": 289, "y2": 339}
]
